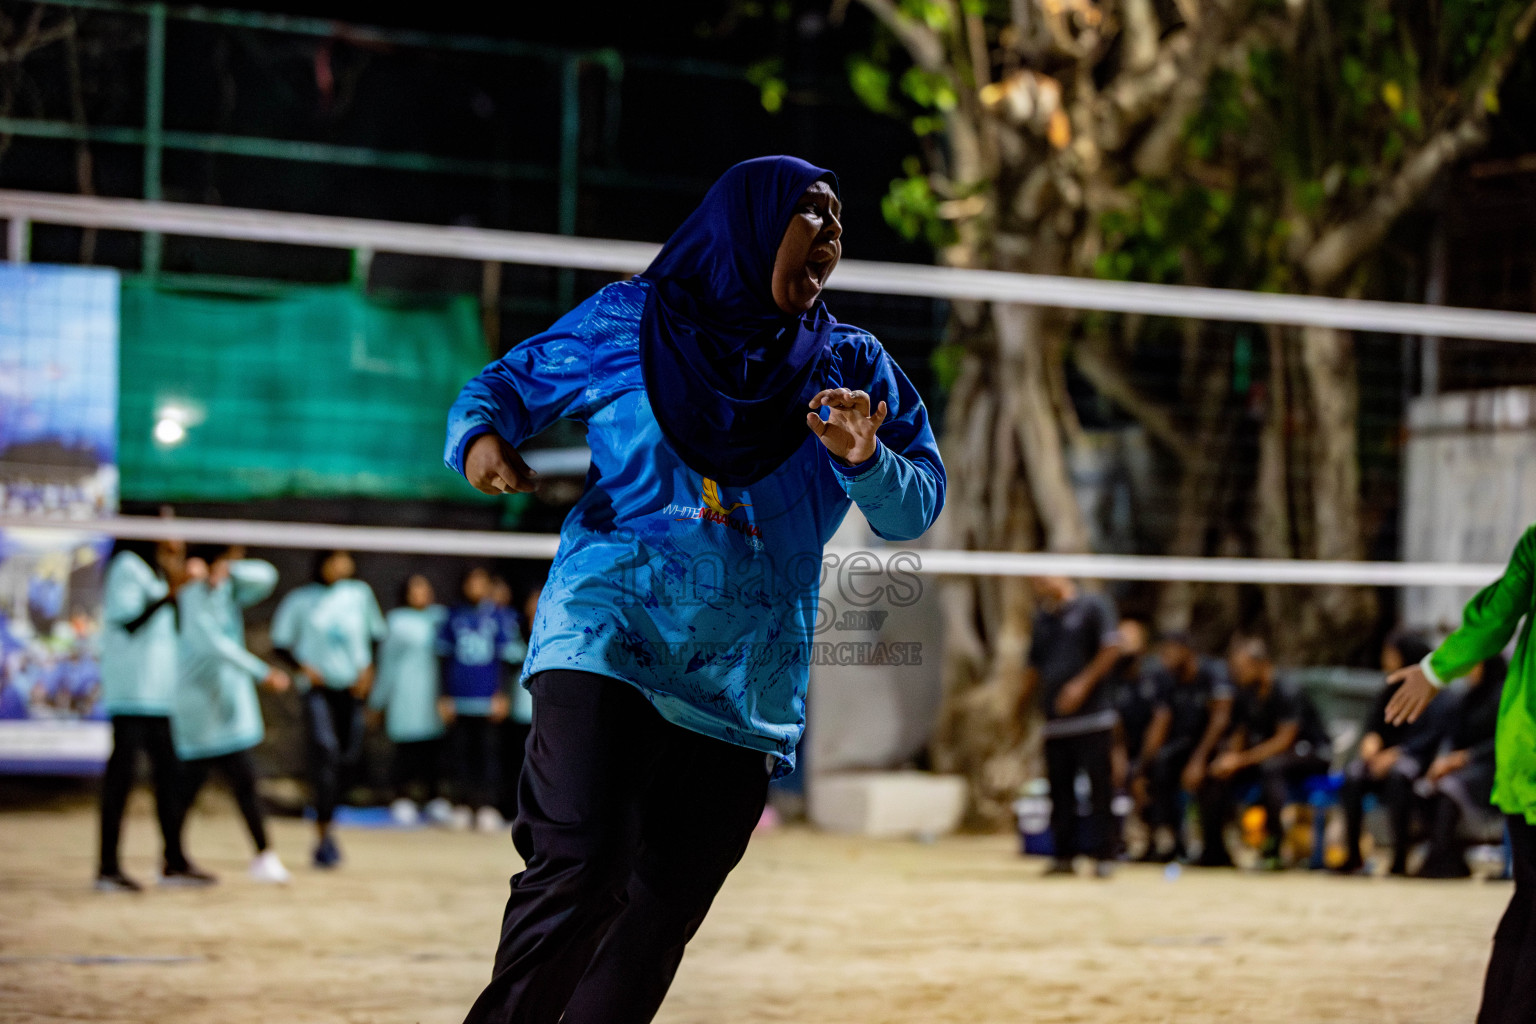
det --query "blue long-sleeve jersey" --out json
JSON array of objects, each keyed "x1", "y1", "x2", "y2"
[
  {"x1": 444, "y1": 277, "x2": 945, "y2": 775},
  {"x1": 438, "y1": 602, "x2": 520, "y2": 715}
]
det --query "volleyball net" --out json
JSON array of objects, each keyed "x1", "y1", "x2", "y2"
[{"x1": 2, "y1": 186, "x2": 1533, "y2": 596}]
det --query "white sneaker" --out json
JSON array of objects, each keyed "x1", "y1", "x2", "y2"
[
  {"x1": 475, "y1": 806, "x2": 506, "y2": 834},
  {"x1": 423, "y1": 797, "x2": 454, "y2": 826},
  {"x1": 449, "y1": 805, "x2": 474, "y2": 831},
  {"x1": 389, "y1": 797, "x2": 420, "y2": 826},
  {"x1": 248, "y1": 851, "x2": 291, "y2": 885}
]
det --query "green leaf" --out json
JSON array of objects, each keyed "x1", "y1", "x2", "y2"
[
  {"x1": 1381, "y1": 129, "x2": 1403, "y2": 164},
  {"x1": 1340, "y1": 56, "x2": 1365, "y2": 92},
  {"x1": 881, "y1": 171, "x2": 955, "y2": 248},
  {"x1": 848, "y1": 56, "x2": 897, "y2": 115},
  {"x1": 1296, "y1": 180, "x2": 1326, "y2": 215},
  {"x1": 911, "y1": 114, "x2": 946, "y2": 136},
  {"x1": 746, "y1": 59, "x2": 787, "y2": 114},
  {"x1": 899, "y1": 0, "x2": 952, "y2": 31},
  {"x1": 760, "y1": 79, "x2": 786, "y2": 113},
  {"x1": 930, "y1": 343, "x2": 966, "y2": 392},
  {"x1": 900, "y1": 67, "x2": 958, "y2": 111}
]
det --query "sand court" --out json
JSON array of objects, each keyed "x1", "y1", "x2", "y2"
[{"x1": 0, "y1": 802, "x2": 1509, "y2": 1024}]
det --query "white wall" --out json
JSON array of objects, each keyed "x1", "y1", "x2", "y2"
[
  {"x1": 1402, "y1": 387, "x2": 1536, "y2": 633},
  {"x1": 805, "y1": 508, "x2": 945, "y2": 775}
]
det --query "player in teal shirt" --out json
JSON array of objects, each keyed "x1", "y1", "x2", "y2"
[
  {"x1": 369, "y1": 574, "x2": 450, "y2": 825},
  {"x1": 95, "y1": 538, "x2": 201, "y2": 892},
  {"x1": 170, "y1": 546, "x2": 292, "y2": 884},
  {"x1": 271, "y1": 549, "x2": 386, "y2": 868}
]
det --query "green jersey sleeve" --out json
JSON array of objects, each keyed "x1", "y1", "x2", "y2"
[{"x1": 1424, "y1": 526, "x2": 1536, "y2": 687}]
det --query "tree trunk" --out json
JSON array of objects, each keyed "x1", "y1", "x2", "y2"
[
  {"x1": 930, "y1": 296, "x2": 1089, "y2": 829},
  {"x1": 1255, "y1": 324, "x2": 1302, "y2": 653},
  {"x1": 1154, "y1": 333, "x2": 1232, "y2": 636},
  {"x1": 1290, "y1": 324, "x2": 1378, "y2": 660}
]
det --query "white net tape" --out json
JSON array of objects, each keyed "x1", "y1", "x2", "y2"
[
  {"x1": 1, "y1": 190, "x2": 1518, "y2": 592},
  {"x1": 5, "y1": 189, "x2": 1536, "y2": 341},
  {"x1": 0, "y1": 515, "x2": 1501, "y2": 588}
]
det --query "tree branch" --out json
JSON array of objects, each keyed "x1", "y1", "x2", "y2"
[
  {"x1": 1072, "y1": 337, "x2": 1189, "y2": 460},
  {"x1": 0, "y1": 9, "x2": 71, "y2": 64},
  {"x1": 1302, "y1": 0, "x2": 1536, "y2": 290},
  {"x1": 854, "y1": 0, "x2": 948, "y2": 73},
  {"x1": 1094, "y1": 30, "x2": 1191, "y2": 151},
  {"x1": 1120, "y1": 0, "x2": 1160, "y2": 73},
  {"x1": 1302, "y1": 120, "x2": 1487, "y2": 289}
]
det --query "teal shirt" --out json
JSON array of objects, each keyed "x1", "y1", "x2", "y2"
[
  {"x1": 271, "y1": 579, "x2": 386, "y2": 690},
  {"x1": 171, "y1": 560, "x2": 279, "y2": 761},
  {"x1": 99, "y1": 551, "x2": 179, "y2": 717},
  {"x1": 370, "y1": 605, "x2": 449, "y2": 743}
]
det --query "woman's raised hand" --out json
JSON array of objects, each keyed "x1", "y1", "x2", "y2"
[
  {"x1": 465, "y1": 432, "x2": 538, "y2": 495},
  {"x1": 807, "y1": 388, "x2": 886, "y2": 468}
]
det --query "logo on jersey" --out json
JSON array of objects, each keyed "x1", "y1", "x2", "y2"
[{"x1": 661, "y1": 478, "x2": 764, "y2": 549}]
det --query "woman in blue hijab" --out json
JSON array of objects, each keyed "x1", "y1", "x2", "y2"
[{"x1": 446, "y1": 156, "x2": 946, "y2": 1024}]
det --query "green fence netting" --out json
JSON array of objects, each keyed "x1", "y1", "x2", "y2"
[{"x1": 119, "y1": 279, "x2": 493, "y2": 502}]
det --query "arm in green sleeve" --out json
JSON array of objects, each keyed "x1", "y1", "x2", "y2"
[{"x1": 1425, "y1": 526, "x2": 1535, "y2": 687}]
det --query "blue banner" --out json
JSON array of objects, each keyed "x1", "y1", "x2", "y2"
[{"x1": 0, "y1": 264, "x2": 120, "y2": 772}]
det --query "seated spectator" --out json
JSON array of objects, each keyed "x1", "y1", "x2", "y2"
[
  {"x1": 1135, "y1": 631, "x2": 1234, "y2": 862},
  {"x1": 1198, "y1": 637, "x2": 1331, "y2": 869},
  {"x1": 1418, "y1": 655, "x2": 1506, "y2": 879},
  {"x1": 1105, "y1": 619, "x2": 1153, "y2": 793},
  {"x1": 1336, "y1": 631, "x2": 1436, "y2": 875}
]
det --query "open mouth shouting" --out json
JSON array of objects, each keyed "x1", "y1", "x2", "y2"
[
  {"x1": 772, "y1": 181, "x2": 844, "y2": 316},
  {"x1": 806, "y1": 243, "x2": 839, "y2": 286}
]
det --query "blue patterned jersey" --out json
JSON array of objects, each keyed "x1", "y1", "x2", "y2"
[
  {"x1": 438, "y1": 602, "x2": 517, "y2": 715},
  {"x1": 444, "y1": 278, "x2": 945, "y2": 775}
]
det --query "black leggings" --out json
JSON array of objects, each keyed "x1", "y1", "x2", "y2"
[
  {"x1": 392, "y1": 738, "x2": 443, "y2": 803},
  {"x1": 98, "y1": 714, "x2": 185, "y2": 875},
  {"x1": 304, "y1": 687, "x2": 364, "y2": 826},
  {"x1": 449, "y1": 714, "x2": 501, "y2": 810},
  {"x1": 463, "y1": 670, "x2": 770, "y2": 1024},
  {"x1": 176, "y1": 749, "x2": 268, "y2": 854},
  {"x1": 1479, "y1": 815, "x2": 1536, "y2": 1023},
  {"x1": 1044, "y1": 729, "x2": 1116, "y2": 861}
]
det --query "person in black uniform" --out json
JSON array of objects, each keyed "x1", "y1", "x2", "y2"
[
  {"x1": 1106, "y1": 619, "x2": 1153, "y2": 791},
  {"x1": 1336, "y1": 631, "x2": 1436, "y2": 875},
  {"x1": 1026, "y1": 576, "x2": 1124, "y2": 877},
  {"x1": 1105, "y1": 618, "x2": 1154, "y2": 853},
  {"x1": 1417, "y1": 655, "x2": 1506, "y2": 878},
  {"x1": 1199, "y1": 637, "x2": 1331, "y2": 868},
  {"x1": 1135, "y1": 631, "x2": 1235, "y2": 862}
]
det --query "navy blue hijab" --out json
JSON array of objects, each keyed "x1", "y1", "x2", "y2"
[{"x1": 639, "y1": 156, "x2": 839, "y2": 488}]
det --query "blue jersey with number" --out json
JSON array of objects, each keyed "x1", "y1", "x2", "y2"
[
  {"x1": 444, "y1": 278, "x2": 945, "y2": 776},
  {"x1": 439, "y1": 602, "x2": 517, "y2": 715}
]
